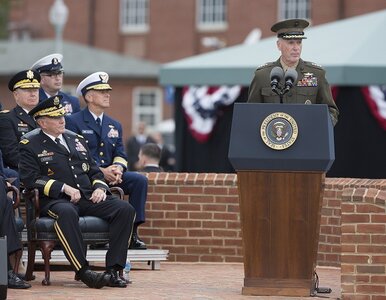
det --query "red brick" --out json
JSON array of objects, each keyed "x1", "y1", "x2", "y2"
[
  {"x1": 371, "y1": 215, "x2": 386, "y2": 222},
  {"x1": 186, "y1": 246, "x2": 210, "y2": 254},
  {"x1": 164, "y1": 194, "x2": 191, "y2": 202},
  {"x1": 179, "y1": 186, "x2": 204, "y2": 194},
  {"x1": 188, "y1": 229, "x2": 213, "y2": 237},
  {"x1": 213, "y1": 230, "x2": 238, "y2": 237},
  {"x1": 371, "y1": 275, "x2": 386, "y2": 284},
  {"x1": 356, "y1": 203, "x2": 385, "y2": 213},
  {"x1": 177, "y1": 203, "x2": 202, "y2": 211},
  {"x1": 356, "y1": 224, "x2": 385, "y2": 234},
  {"x1": 154, "y1": 186, "x2": 179, "y2": 194},
  {"x1": 357, "y1": 245, "x2": 386, "y2": 254},
  {"x1": 214, "y1": 196, "x2": 238, "y2": 203},
  {"x1": 204, "y1": 187, "x2": 229, "y2": 195},
  {"x1": 189, "y1": 195, "x2": 215, "y2": 203},
  {"x1": 199, "y1": 239, "x2": 224, "y2": 246},
  {"x1": 165, "y1": 211, "x2": 189, "y2": 219},
  {"x1": 163, "y1": 229, "x2": 188, "y2": 237},
  {"x1": 151, "y1": 202, "x2": 177, "y2": 210},
  {"x1": 342, "y1": 214, "x2": 370, "y2": 223},
  {"x1": 341, "y1": 255, "x2": 370, "y2": 264},
  {"x1": 356, "y1": 284, "x2": 385, "y2": 293},
  {"x1": 189, "y1": 212, "x2": 213, "y2": 219},
  {"x1": 202, "y1": 220, "x2": 227, "y2": 228},
  {"x1": 174, "y1": 238, "x2": 199, "y2": 246},
  {"x1": 341, "y1": 234, "x2": 370, "y2": 244},
  {"x1": 176, "y1": 220, "x2": 202, "y2": 228},
  {"x1": 372, "y1": 256, "x2": 386, "y2": 263},
  {"x1": 371, "y1": 235, "x2": 386, "y2": 244},
  {"x1": 152, "y1": 220, "x2": 177, "y2": 228},
  {"x1": 213, "y1": 212, "x2": 238, "y2": 221},
  {"x1": 357, "y1": 265, "x2": 385, "y2": 274}
]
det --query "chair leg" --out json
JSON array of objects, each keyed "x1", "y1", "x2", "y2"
[
  {"x1": 40, "y1": 241, "x2": 55, "y2": 286},
  {"x1": 25, "y1": 242, "x2": 36, "y2": 281},
  {"x1": 12, "y1": 249, "x2": 23, "y2": 274}
]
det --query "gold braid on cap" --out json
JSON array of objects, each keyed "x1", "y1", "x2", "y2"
[
  {"x1": 33, "y1": 106, "x2": 66, "y2": 118},
  {"x1": 13, "y1": 79, "x2": 40, "y2": 89},
  {"x1": 85, "y1": 83, "x2": 112, "y2": 91}
]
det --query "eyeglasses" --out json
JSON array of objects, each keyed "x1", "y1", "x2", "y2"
[{"x1": 41, "y1": 71, "x2": 65, "y2": 77}]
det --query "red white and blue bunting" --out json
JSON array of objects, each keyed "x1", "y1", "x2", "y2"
[{"x1": 182, "y1": 85, "x2": 241, "y2": 143}]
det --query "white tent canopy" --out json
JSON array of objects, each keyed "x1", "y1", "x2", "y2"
[{"x1": 160, "y1": 10, "x2": 386, "y2": 86}]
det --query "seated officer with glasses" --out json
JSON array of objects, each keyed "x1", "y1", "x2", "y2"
[{"x1": 31, "y1": 53, "x2": 80, "y2": 115}]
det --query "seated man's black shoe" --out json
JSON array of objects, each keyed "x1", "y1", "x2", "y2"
[
  {"x1": 8, "y1": 270, "x2": 31, "y2": 289},
  {"x1": 129, "y1": 233, "x2": 147, "y2": 250},
  {"x1": 106, "y1": 270, "x2": 127, "y2": 288},
  {"x1": 78, "y1": 269, "x2": 111, "y2": 289}
]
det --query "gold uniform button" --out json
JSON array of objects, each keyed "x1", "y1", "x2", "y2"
[
  {"x1": 71, "y1": 166, "x2": 75, "y2": 169},
  {"x1": 69, "y1": 158, "x2": 71, "y2": 161},
  {"x1": 99, "y1": 152, "x2": 103, "y2": 156},
  {"x1": 74, "y1": 175, "x2": 77, "y2": 178},
  {"x1": 101, "y1": 160, "x2": 105, "y2": 164},
  {"x1": 86, "y1": 140, "x2": 89, "y2": 143},
  {"x1": 76, "y1": 184, "x2": 80, "y2": 187},
  {"x1": 100, "y1": 143, "x2": 104, "y2": 146}
]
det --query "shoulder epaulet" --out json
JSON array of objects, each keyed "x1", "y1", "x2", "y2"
[
  {"x1": 304, "y1": 61, "x2": 324, "y2": 70},
  {"x1": 20, "y1": 139, "x2": 29, "y2": 145},
  {"x1": 256, "y1": 62, "x2": 275, "y2": 71},
  {"x1": 0, "y1": 110, "x2": 10, "y2": 114},
  {"x1": 22, "y1": 128, "x2": 41, "y2": 139}
]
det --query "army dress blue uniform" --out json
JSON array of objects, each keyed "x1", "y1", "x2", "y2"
[
  {"x1": 66, "y1": 108, "x2": 148, "y2": 225},
  {"x1": 0, "y1": 106, "x2": 37, "y2": 170},
  {"x1": 19, "y1": 128, "x2": 136, "y2": 273}
]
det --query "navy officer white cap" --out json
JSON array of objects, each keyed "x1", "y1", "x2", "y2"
[
  {"x1": 76, "y1": 71, "x2": 112, "y2": 97},
  {"x1": 31, "y1": 53, "x2": 64, "y2": 73}
]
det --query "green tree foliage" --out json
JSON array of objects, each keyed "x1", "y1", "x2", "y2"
[{"x1": 0, "y1": 0, "x2": 10, "y2": 39}]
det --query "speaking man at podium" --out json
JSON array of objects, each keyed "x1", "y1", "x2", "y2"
[{"x1": 247, "y1": 18, "x2": 339, "y2": 126}]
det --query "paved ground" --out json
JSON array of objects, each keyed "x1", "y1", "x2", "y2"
[{"x1": 7, "y1": 263, "x2": 341, "y2": 300}]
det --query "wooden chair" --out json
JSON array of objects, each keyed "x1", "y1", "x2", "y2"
[{"x1": 22, "y1": 187, "x2": 125, "y2": 285}]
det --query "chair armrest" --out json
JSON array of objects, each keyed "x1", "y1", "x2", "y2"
[
  {"x1": 110, "y1": 186, "x2": 124, "y2": 200},
  {"x1": 7, "y1": 185, "x2": 20, "y2": 209},
  {"x1": 21, "y1": 188, "x2": 41, "y2": 224}
]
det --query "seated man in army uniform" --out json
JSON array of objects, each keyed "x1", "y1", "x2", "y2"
[{"x1": 18, "y1": 96, "x2": 136, "y2": 288}]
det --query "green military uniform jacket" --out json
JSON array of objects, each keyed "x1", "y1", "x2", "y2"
[{"x1": 247, "y1": 58, "x2": 339, "y2": 125}]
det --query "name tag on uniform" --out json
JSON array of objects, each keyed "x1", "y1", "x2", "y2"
[{"x1": 81, "y1": 130, "x2": 94, "y2": 135}]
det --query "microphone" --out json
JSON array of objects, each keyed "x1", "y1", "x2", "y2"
[
  {"x1": 283, "y1": 68, "x2": 298, "y2": 92},
  {"x1": 270, "y1": 67, "x2": 284, "y2": 92}
]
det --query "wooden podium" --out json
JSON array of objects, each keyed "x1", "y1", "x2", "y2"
[{"x1": 229, "y1": 103, "x2": 335, "y2": 297}]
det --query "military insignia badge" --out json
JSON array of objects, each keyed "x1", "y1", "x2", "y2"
[
  {"x1": 52, "y1": 57, "x2": 59, "y2": 65},
  {"x1": 20, "y1": 139, "x2": 29, "y2": 145},
  {"x1": 53, "y1": 96, "x2": 60, "y2": 105},
  {"x1": 26, "y1": 70, "x2": 34, "y2": 79},
  {"x1": 47, "y1": 168, "x2": 54, "y2": 176},
  {"x1": 99, "y1": 73, "x2": 109, "y2": 83},
  {"x1": 107, "y1": 128, "x2": 119, "y2": 138},
  {"x1": 75, "y1": 141, "x2": 87, "y2": 152},
  {"x1": 297, "y1": 72, "x2": 318, "y2": 87},
  {"x1": 82, "y1": 163, "x2": 89, "y2": 172},
  {"x1": 260, "y1": 112, "x2": 298, "y2": 150},
  {"x1": 17, "y1": 122, "x2": 29, "y2": 133},
  {"x1": 38, "y1": 150, "x2": 54, "y2": 157}
]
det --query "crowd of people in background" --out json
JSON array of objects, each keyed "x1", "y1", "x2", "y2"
[{"x1": 0, "y1": 53, "x2": 175, "y2": 290}]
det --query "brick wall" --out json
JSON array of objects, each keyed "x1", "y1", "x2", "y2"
[
  {"x1": 340, "y1": 187, "x2": 386, "y2": 299},
  {"x1": 141, "y1": 173, "x2": 350, "y2": 265}
]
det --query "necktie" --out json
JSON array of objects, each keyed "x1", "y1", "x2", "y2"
[
  {"x1": 55, "y1": 137, "x2": 68, "y2": 153},
  {"x1": 96, "y1": 117, "x2": 102, "y2": 135}
]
